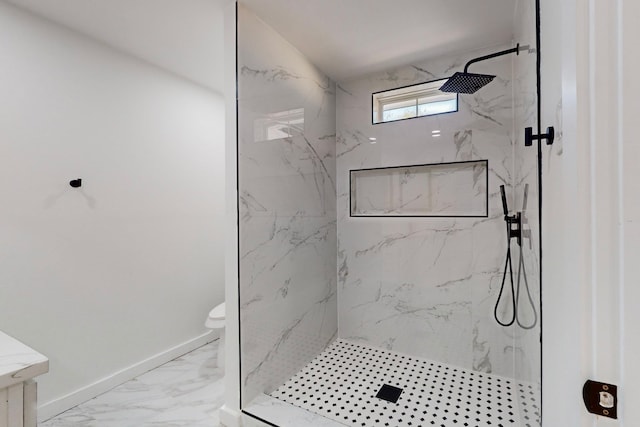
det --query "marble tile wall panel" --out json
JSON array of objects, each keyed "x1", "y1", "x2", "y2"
[
  {"x1": 512, "y1": 0, "x2": 542, "y2": 420},
  {"x1": 238, "y1": 5, "x2": 337, "y2": 407},
  {"x1": 336, "y1": 45, "x2": 518, "y2": 378}
]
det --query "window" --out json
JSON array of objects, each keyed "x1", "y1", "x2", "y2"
[{"x1": 372, "y1": 79, "x2": 457, "y2": 124}]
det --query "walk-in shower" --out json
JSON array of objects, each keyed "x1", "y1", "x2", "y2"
[{"x1": 234, "y1": 1, "x2": 542, "y2": 426}]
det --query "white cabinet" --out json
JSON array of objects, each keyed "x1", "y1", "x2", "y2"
[{"x1": 0, "y1": 332, "x2": 48, "y2": 427}]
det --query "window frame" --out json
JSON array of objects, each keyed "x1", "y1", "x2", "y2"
[{"x1": 371, "y1": 78, "x2": 458, "y2": 125}]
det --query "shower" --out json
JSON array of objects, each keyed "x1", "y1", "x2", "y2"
[
  {"x1": 234, "y1": 2, "x2": 543, "y2": 426},
  {"x1": 439, "y1": 44, "x2": 525, "y2": 94}
]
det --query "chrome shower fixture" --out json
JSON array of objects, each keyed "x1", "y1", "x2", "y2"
[{"x1": 440, "y1": 44, "x2": 526, "y2": 94}]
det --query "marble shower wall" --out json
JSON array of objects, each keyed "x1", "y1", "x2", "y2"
[
  {"x1": 336, "y1": 46, "x2": 519, "y2": 377},
  {"x1": 513, "y1": 0, "x2": 542, "y2": 389},
  {"x1": 237, "y1": 5, "x2": 337, "y2": 407}
]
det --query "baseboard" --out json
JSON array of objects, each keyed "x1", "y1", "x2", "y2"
[
  {"x1": 38, "y1": 331, "x2": 217, "y2": 422},
  {"x1": 220, "y1": 404, "x2": 243, "y2": 427}
]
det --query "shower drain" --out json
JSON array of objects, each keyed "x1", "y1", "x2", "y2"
[
  {"x1": 376, "y1": 384, "x2": 403, "y2": 403},
  {"x1": 270, "y1": 339, "x2": 540, "y2": 427}
]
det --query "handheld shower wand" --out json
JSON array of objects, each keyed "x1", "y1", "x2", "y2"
[
  {"x1": 494, "y1": 185, "x2": 537, "y2": 329},
  {"x1": 494, "y1": 185, "x2": 518, "y2": 327}
]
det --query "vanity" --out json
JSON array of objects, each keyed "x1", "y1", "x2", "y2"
[{"x1": 0, "y1": 331, "x2": 48, "y2": 427}]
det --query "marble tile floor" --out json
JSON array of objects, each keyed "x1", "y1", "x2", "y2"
[{"x1": 41, "y1": 340, "x2": 224, "y2": 427}]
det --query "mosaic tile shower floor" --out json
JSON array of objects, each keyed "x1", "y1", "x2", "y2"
[{"x1": 271, "y1": 339, "x2": 540, "y2": 427}]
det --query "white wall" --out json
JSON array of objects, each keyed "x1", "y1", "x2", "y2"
[
  {"x1": 540, "y1": 0, "x2": 589, "y2": 423},
  {"x1": 542, "y1": 0, "x2": 640, "y2": 424},
  {"x1": 621, "y1": 0, "x2": 640, "y2": 423},
  {"x1": 0, "y1": 1, "x2": 225, "y2": 419}
]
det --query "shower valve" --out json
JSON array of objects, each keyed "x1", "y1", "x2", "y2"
[{"x1": 505, "y1": 212, "x2": 522, "y2": 246}]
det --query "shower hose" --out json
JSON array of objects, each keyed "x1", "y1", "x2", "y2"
[{"x1": 493, "y1": 219, "x2": 538, "y2": 329}]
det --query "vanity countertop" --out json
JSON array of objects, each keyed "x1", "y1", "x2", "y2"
[{"x1": 0, "y1": 330, "x2": 48, "y2": 389}]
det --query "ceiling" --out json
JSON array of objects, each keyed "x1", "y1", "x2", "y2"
[
  {"x1": 5, "y1": 0, "x2": 517, "y2": 91},
  {"x1": 5, "y1": 0, "x2": 228, "y2": 93},
  {"x1": 241, "y1": 0, "x2": 518, "y2": 81}
]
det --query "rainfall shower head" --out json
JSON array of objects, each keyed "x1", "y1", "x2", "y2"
[
  {"x1": 439, "y1": 72, "x2": 496, "y2": 94},
  {"x1": 440, "y1": 44, "x2": 523, "y2": 94}
]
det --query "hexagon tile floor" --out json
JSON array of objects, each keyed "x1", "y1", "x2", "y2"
[{"x1": 270, "y1": 339, "x2": 540, "y2": 427}]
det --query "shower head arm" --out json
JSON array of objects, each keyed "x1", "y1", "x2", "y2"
[{"x1": 463, "y1": 44, "x2": 521, "y2": 73}]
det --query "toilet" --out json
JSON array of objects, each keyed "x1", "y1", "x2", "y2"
[{"x1": 205, "y1": 302, "x2": 225, "y2": 370}]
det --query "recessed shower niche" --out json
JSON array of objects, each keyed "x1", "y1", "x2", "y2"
[
  {"x1": 350, "y1": 160, "x2": 488, "y2": 217},
  {"x1": 234, "y1": 1, "x2": 542, "y2": 426}
]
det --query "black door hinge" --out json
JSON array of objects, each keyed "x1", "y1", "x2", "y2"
[{"x1": 525, "y1": 126, "x2": 555, "y2": 146}]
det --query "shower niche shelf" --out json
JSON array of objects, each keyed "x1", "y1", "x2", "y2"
[{"x1": 350, "y1": 160, "x2": 488, "y2": 217}]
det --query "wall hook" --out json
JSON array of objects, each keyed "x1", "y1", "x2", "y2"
[
  {"x1": 524, "y1": 126, "x2": 555, "y2": 146},
  {"x1": 69, "y1": 178, "x2": 82, "y2": 188}
]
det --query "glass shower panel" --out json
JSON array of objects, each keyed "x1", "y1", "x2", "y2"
[
  {"x1": 512, "y1": 0, "x2": 542, "y2": 424},
  {"x1": 236, "y1": 4, "x2": 337, "y2": 409},
  {"x1": 236, "y1": 1, "x2": 542, "y2": 426}
]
